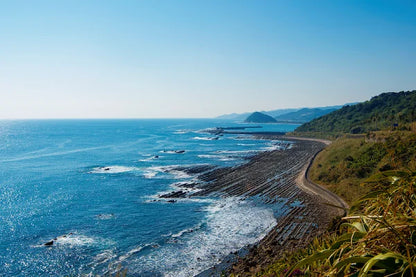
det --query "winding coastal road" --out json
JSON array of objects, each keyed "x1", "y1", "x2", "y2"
[{"x1": 286, "y1": 136, "x2": 349, "y2": 213}]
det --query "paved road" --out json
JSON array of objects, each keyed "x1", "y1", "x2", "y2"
[{"x1": 289, "y1": 136, "x2": 349, "y2": 214}]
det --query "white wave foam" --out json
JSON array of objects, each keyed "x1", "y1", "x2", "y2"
[
  {"x1": 55, "y1": 234, "x2": 95, "y2": 247},
  {"x1": 91, "y1": 249, "x2": 117, "y2": 266},
  {"x1": 143, "y1": 171, "x2": 158, "y2": 179},
  {"x1": 198, "y1": 154, "x2": 236, "y2": 161},
  {"x1": 216, "y1": 150, "x2": 258, "y2": 154},
  {"x1": 262, "y1": 141, "x2": 292, "y2": 151},
  {"x1": 262, "y1": 145, "x2": 282, "y2": 151},
  {"x1": 139, "y1": 156, "x2": 160, "y2": 162},
  {"x1": 171, "y1": 224, "x2": 202, "y2": 238},
  {"x1": 97, "y1": 244, "x2": 157, "y2": 276},
  {"x1": 126, "y1": 198, "x2": 277, "y2": 277},
  {"x1": 174, "y1": 129, "x2": 191, "y2": 134},
  {"x1": 170, "y1": 170, "x2": 192, "y2": 179},
  {"x1": 89, "y1": 166, "x2": 138, "y2": 174},
  {"x1": 192, "y1": 136, "x2": 219, "y2": 141},
  {"x1": 118, "y1": 245, "x2": 146, "y2": 262},
  {"x1": 35, "y1": 233, "x2": 114, "y2": 249},
  {"x1": 143, "y1": 165, "x2": 193, "y2": 179}
]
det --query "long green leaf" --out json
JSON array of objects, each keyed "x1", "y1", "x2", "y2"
[
  {"x1": 359, "y1": 252, "x2": 407, "y2": 276},
  {"x1": 340, "y1": 222, "x2": 367, "y2": 234},
  {"x1": 330, "y1": 232, "x2": 364, "y2": 250},
  {"x1": 334, "y1": 256, "x2": 371, "y2": 269}
]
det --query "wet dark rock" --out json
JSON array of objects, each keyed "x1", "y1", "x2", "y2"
[
  {"x1": 44, "y1": 240, "x2": 54, "y2": 246},
  {"x1": 175, "y1": 165, "x2": 216, "y2": 175},
  {"x1": 176, "y1": 182, "x2": 198, "y2": 189},
  {"x1": 159, "y1": 190, "x2": 187, "y2": 198}
]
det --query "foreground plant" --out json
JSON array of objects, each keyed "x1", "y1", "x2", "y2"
[{"x1": 284, "y1": 170, "x2": 416, "y2": 276}]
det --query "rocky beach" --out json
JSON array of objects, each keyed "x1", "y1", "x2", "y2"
[{"x1": 158, "y1": 135, "x2": 347, "y2": 276}]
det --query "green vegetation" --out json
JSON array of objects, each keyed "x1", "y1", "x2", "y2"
[
  {"x1": 231, "y1": 90, "x2": 416, "y2": 276},
  {"x1": 309, "y1": 131, "x2": 416, "y2": 204},
  {"x1": 230, "y1": 130, "x2": 416, "y2": 277},
  {"x1": 295, "y1": 90, "x2": 416, "y2": 136},
  {"x1": 256, "y1": 170, "x2": 416, "y2": 276}
]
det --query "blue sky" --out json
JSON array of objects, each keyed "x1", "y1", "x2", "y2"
[{"x1": 1, "y1": 0, "x2": 415, "y2": 118}]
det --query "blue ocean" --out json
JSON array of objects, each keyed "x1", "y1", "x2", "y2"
[{"x1": 0, "y1": 119, "x2": 299, "y2": 276}]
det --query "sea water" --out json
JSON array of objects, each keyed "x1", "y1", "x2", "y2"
[{"x1": 0, "y1": 119, "x2": 299, "y2": 276}]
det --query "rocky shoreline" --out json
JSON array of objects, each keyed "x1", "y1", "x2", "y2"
[
  {"x1": 156, "y1": 134, "x2": 346, "y2": 276},
  {"x1": 227, "y1": 137, "x2": 347, "y2": 276}
]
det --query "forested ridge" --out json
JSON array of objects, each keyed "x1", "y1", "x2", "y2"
[{"x1": 296, "y1": 90, "x2": 416, "y2": 134}]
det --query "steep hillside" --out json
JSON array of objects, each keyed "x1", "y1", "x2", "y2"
[
  {"x1": 275, "y1": 108, "x2": 337, "y2": 123},
  {"x1": 244, "y1": 112, "x2": 277, "y2": 123},
  {"x1": 295, "y1": 90, "x2": 416, "y2": 134},
  {"x1": 262, "y1": 108, "x2": 299, "y2": 118},
  {"x1": 309, "y1": 131, "x2": 416, "y2": 203}
]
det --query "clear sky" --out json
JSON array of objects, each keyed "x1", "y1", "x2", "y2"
[{"x1": 1, "y1": 0, "x2": 415, "y2": 118}]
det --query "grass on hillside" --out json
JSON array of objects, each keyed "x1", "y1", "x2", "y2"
[{"x1": 308, "y1": 131, "x2": 416, "y2": 204}]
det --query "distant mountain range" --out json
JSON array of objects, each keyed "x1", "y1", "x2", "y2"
[
  {"x1": 274, "y1": 107, "x2": 338, "y2": 123},
  {"x1": 217, "y1": 104, "x2": 354, "y2": 122}
]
